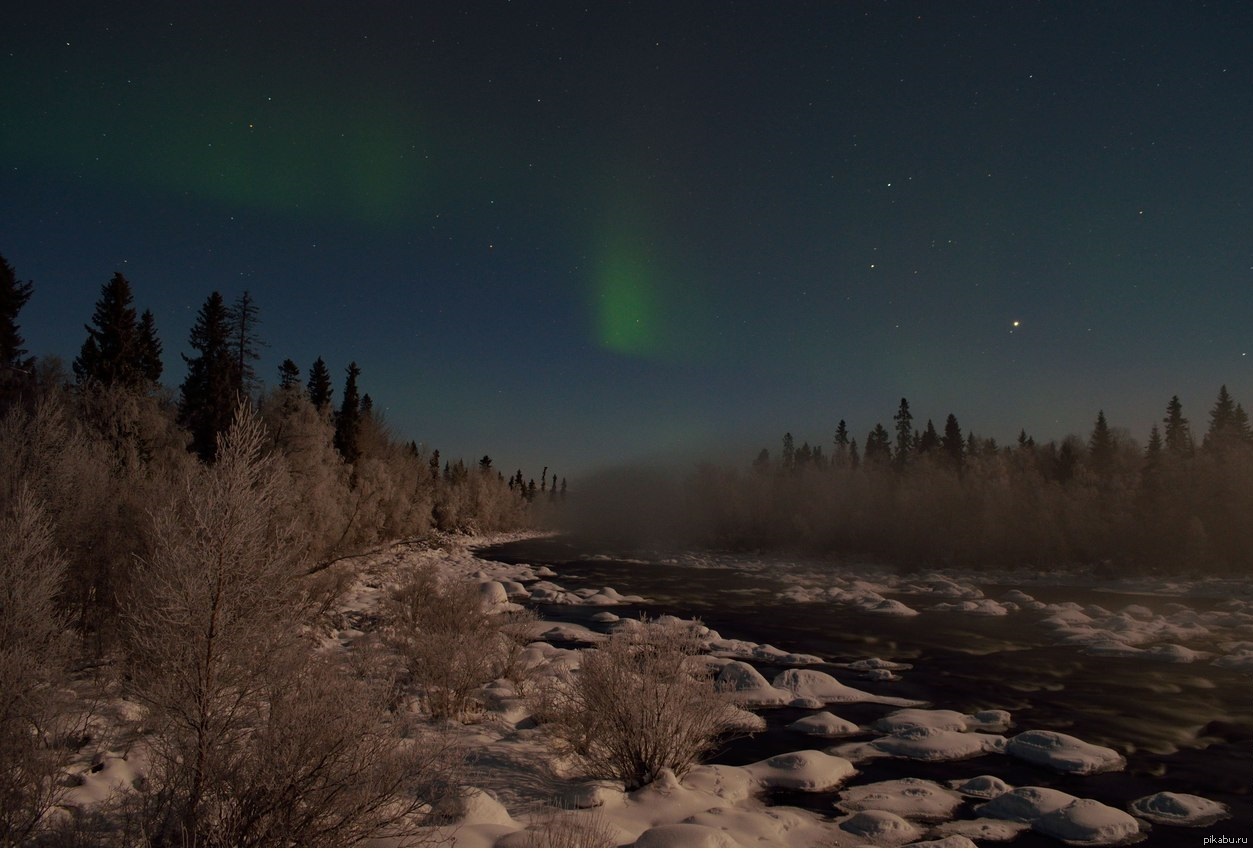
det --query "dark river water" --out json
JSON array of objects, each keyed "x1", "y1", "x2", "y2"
[{"x1": 478, "y1": 536, "x2": 1253, "y2": 847}]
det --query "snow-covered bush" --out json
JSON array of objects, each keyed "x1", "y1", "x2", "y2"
[
  {"x1": 384, "y1": 568, "x2": 533, "y2": 720},
  {"x1": 531, "y1": 618, "x2": 741, "y2": 791}
]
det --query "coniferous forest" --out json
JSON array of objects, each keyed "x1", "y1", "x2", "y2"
[{"x1": 679, "y1": 393, "x2": 1253, "y2": 575}]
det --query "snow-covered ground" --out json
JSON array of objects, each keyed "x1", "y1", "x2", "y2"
[{"x1": 54, "y1": 533, "x2": 1242, "y2": 846}]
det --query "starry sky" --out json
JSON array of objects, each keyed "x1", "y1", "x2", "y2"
[{"x1": 4, "y1": 1, "x2": 1252, "y2": 478}]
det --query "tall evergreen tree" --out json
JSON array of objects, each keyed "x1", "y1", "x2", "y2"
[
  {"x1": 0, "y1": 254, "x2": 35, "y2": 407},
  {"x1": 307, "y1": 357, "x2": 333, "y2": 412},
  {"x1": 334, "y1": 362, "x2": 362, "y2": 464},
  {"x1": 74, "y1": 272, "x2": 147, "y2": 387},
  {"x1": 227, "y1": 291, "x2": 263, "y2": 397},
  {"x1": 941, "y1": 413, "x2": 964, "y2": 469},
  {"x1": 1163, "y1": 395, "x2": 1192, "y2": 458},
  {"x1": 892, "y1": 398, "x2": 913, "y2": 469},
  {"x1": 866, "y1": 423, "x2": 892, "y2": 467},
  {"x1": 136, "y1": 309, "x2": 164, "y2": 383},
  {"x1": 1203, "y1": 385, "x2": 1246, "y2": 454},
  {"x1": 277, "y1": 358, "x2": 301, "y2": 391},
  {"x1": 179, "y1": 292, "x2": 238, "y2": 461},
  {"x1": 0, "y1": 254, "x2": 34, "y2": 371},
  {"x1": 1088, "y1": 410, "x2": 1114, "y2": 477},
  {"x1": 918, "y1": 420, "x2": 940, "y2": 454},
  {"x1": 781, "y1": 432, "x2": 795, "y2": 472}
]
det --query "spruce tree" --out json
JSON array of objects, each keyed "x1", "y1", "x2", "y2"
[
  {"x1": 136, "y1": 309, "x2": 164, "y2": 383},
  {"x1": 277, "y1": 358, "x2": 301, "y2": 391},
  {"x1": 942, "y1": 413, "x2": 964, "y2": 468},
  {"x1": 1088, "y1": 410, "x2": 1114, "y2": 477},
  {"x1": 0, "y1": 254, "x2": 34, "y2": 371},
  {"x1": 479, "y1": 455, "x2": 493, "y2": 473},
  {"x1": 74, "y1": 272, "x2": 147, "y2": 387},
  {"x1": 833, "y1": 420, "x2": 850, "y2": 466},
  {"x1": 866, "y1": 423, "x2": 892, "y2": 467},
  {"x1": 334, "y1": 362, "x2": 362, "y2": 464},
  {"x1": 781, "y1": 432, "x2": 795, "y2": 472},
  {"x1": 227, "y1": 291, "x2": 263, "y2": 397},
  {"x1": 918, "y1": 420, "x2": 940, "y2": 454},
  {"x1": 179, "y1": 292, "x2": 238, "y2": 461},
  {"x1": 1203, "y1": 385, "x2": 1245, "y2": 454},
  {"x1": 0, "y1": 254, "x2": 35, "y2": 407},
  {"x1": 1163, "y1": 395, "x2": 1192, "y2": 458},
  {"x1": 307, "y1": 357, "x2": 333, "y2": 412},
  {"x1": 892, "y1": 398, "x2": 913, "y2": 469}
]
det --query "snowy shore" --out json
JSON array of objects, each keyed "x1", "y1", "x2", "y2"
[{"x1": 61, "y1": 532, "x2": 1241, "y2": 846}]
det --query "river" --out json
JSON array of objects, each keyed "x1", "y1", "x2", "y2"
[{"x1": 478, "y1": 535, "x2": 1252, "y2": 847}]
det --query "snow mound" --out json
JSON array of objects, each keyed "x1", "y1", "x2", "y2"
[
  {"x1": 1034, "y1": 798, "x2": 1141, "y2": 846},
  {"x1": 742, "y1": 749, "x2": 857, "y2": 791},
  {"x1": 630, "y1": 823, "x2": 740, "y2": 847},
  {"x1": 846, "y1": 657, "x2": 913, "y2": 672},
  {"x1": 788, "y1": 711, "x2": 860, "y2": 737},
  {"x1": 837, "y1": 809, "x2": 923, "y2": 845},
  {"x1": 1129, "y1": 791, "x2": 1230, "y2": 826},
  {"x1": 872, "y1": 726, "x2": 1007, "y2": 761},
  {"x1": 590, "y1": 611, "x2": 620, "y2": 623},
  {"x1": 716, "y1": 661, "x2": 791, "y2": 707},
  {"x1": 931, "y1": 599, "x2": 1011, "y2": 616},
  {"x1": 835, "y1": 778, "x2": 963, "y2": 821},
  {"x1": 874, "y1": 707, "x2": 1009, "y2": 734},
  {"x1": 478, "y1": 580, "x2": 510, "y2": 611},
  {"x1": 1005, "y1": 730, "x2": 1125, "y2": 774},
  {"x1": 976, "y1": 786, "x2": 1078, "y2": 822},
  {"x1": 930, "y1": 817, "x2": 1029, "y2": 843},
  {"x1": 948, "y1": 775, "x2": 1014, "y2": 799},
  {"x1": 773, "y1": 668, "x2": 923, "y2": 706},
  {"x1": 910, "y1": 836, "x2": 980, "y2": 847},
  {"x1": 725, "y1": 707, "x2": 768, "y2": 733}
]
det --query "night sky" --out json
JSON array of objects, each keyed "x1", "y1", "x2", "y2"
[{"x1": 4, "y1": 2, "x2": 1252, "y2": 478}]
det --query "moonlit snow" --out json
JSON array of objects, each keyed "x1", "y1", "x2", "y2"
[{"x1": 1005, "y1": 729, "x2": 1127, "y2": 774}]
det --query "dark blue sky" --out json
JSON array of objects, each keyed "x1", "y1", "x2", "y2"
[{"x1": 4, "y1": 1, "x2": 1252, "y2": 478}]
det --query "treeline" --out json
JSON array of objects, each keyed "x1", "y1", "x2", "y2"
[
  {"x1": 0, "y1": 254, "x2": 565, "y2": 643},
  {"x1": 686, "y1": 394, "x2": 1253, "y2": 574}
]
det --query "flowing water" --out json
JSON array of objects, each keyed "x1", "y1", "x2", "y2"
[{"x1": 479, "y1": 536, "x2": 1253, "y2": 847}]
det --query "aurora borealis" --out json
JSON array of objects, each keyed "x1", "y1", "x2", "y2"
[{"x1": 4, "y1": 2, "x2": 1253, "y2": 476}]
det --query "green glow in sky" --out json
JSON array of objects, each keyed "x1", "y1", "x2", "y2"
[
  {"x1": 2, "y1": 60, "x2": 428, "y2": 224},
  {"x1": 595, "y1": 236, "x2": 661, "y2": 356}
]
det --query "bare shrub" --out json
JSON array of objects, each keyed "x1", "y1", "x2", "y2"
[
  {"x1": 0, "y1": 488, "x2": 72, "y2": 844},
  {"x1": 530, "y1": 618, "x2": 741, "y2": 791},
  {"x1": 384, "y1": 570, "x2": 533, "y2": 720},
  {"x1": 525, "y1": 802, "x2": 617, "y2": 848},
  {"x1": 125, "y1": 404, "x2": 464, "y2": 845}
]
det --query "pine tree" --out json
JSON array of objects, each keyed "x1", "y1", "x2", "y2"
[
  {"x1": 479, "y1": 455, "x2": 493, "y2": 473},
  {"x1": 1088, "y1": 410, "x2": 1114, "y2": 478},
  {"x1": 848, "y1": 438, "x2": 860, "y2": 469},
  {"x1": 74, "y1": 272, "x2": 147, "y2": 387},
  {"x1": 833, "y1": 420, "x2": 850, "y2": 467},
  {"x1": 781, "y1": 432, "x2": 795, "y2": 472},
  {"x1": 136, "y1": 309, "x2": 164, "y2": 383},
  {"x1": 1163, "y1": 395, "x2": 1192, "y2": 458},
  {"x1": 0, "y1": 254, "x2": 34, "y2": 371},
  {"x1": 307, "y1": 357, "x2": 333, "y2": 412},
  {"x1": 917, "y1": 420, "x2": 940, "y2": 454},
  {"x1": 277, "y1": 359, "x2": 301, "y2": 391},
  {"x1": 179, "y1": 292, "x2": 238, "y2": 461},
  {"x1": 892, "y1": 398, "x2": 913, "y2": 469},
  {"x1": 865, "y1": 423, "x2": 892, "y2": 467},
  {"x1": 360, "y1": 393, "x2": 373, "y2": 415},
  {"x1": 333, "y1": 362, "x2": 362, "y2": 464},
  {"x1": 942, "y1": 413, "x2": 964, "y2": 469},
  {"x1": 227, "y1": 291, "x2": 263, "y2": 398},
  {"x1": 0, "y1": 254, "x2": 35, "y2": 407},
  {"x1": 1203, "y1": 385, "x2": 1245, "y2": 454},
  {"x1": 752, "y1": 448, "x2": 771, "y2": 474}
]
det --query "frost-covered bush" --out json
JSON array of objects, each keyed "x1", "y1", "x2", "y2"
[
  {"x1": 532, "y1": 618, "x2": 740, "y2": 790},
  {"x1": 384, "y1": 568, "x2": 533, "y2": 720}
]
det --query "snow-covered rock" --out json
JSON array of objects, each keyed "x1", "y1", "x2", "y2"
[
  {"x1": 835, "y1": 778, "x2": 963, "y2": 821},
  {"x1": 948, "y1": 775, "x2": 1014, "y2": 799},
  {"x1": 1005, "y1": 730, "x2": 1125, "y2": 774},
  {"x1": 787, "y1": 711, "x2": 860, "y2": 737},
  {"x1": 742, "y1": 750, "x2": 857, "y2": 792},
  {"x1": 1033, "y1": 798, "x2": 1141, "y2": 846},
  {"x1": 1129, "y1": 791, "x2": 1230, "y2": 826},
  {"x1": 872, "y1": 726, "x2": 1006, "y2": 762},
  {"x1": 716, "y1": 661, "x2": 791, "y2": 707},
  {"x1": 837, "y1": 809, "x2": 923, "y2": 845},
  {"x1": 976, "y1": 786, "x2": 1078, "y2": 822},
  {"x1": 630, "y1": 823, "x2": 740, "y2": 847},
  {"x1": 772, "y1": 668, "x2": 922, "y2": 706}
]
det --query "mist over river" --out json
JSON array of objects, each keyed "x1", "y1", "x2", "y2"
[{"x1": 478, "y1": 536, "x2": 1253, "y2": 847}]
